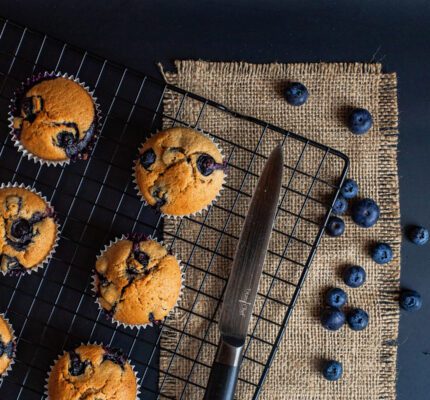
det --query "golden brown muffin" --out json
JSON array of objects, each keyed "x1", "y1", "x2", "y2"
[
  {"x1": 47, "y1": 344, "x2": 137, "y2": 400},
  {"x1": 0, "y1": 315, "x2": 15, "y2": 378},
  {"x1": 134, "y1": 127, "x2": 225, "y2": 216},
  {"x1": 95, "y1": 236, "x2": 182, "y2": 326},
  {"x1": 12, "y1": 75, "x2": 97, "y2": 162},
  {"x1": 0, "y1": 185, "x2": 58, "y2": 274}
]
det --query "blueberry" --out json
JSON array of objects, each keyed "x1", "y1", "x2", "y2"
[
  {"x1": 340, "y1": 178, "x2": 359, "y2": 199},
  {"x1": 134, "y1": 250, "x2": 149, "y2": 268},
  {"x1": 97, "y1": 271, "x2": 110, "y2": 288},
  {"x1": 347, "y1": 308, "x2": 369, "y2": 331},
  {"x1": 140, "y1": 149, "x2": 156, "y2": 170},
  {"x1": 125, "y1": 265, "x2": 139, "y2": 281},
  {"x1": 348, "y1": 108, "x2": 373, "y2": 135},
  {"x1": 149, "y1": 312, "x2": 161, "y2": 325},
  {"x1": 0, "y1": 254, "x2": 26, "y2": 275},
  {"x1": 56, "y1": 131, "x2": 75, "y2": 148},
  {"x1": 28, "y1": 212, "x2": 44, "y2": 224},
  {"x1": 325, "y1": 288, "x2": 347, "y2": 308},
  {"x1": 351, "y1": 198, "x2": 380, "y2": 228},
  {"x1": 321, "y1": 307, "x2": 346, "y2": 331},
  {"x1": 371, "y1": 243, "x2": 393, "y2": 264},
  {"x1": 20, "y1": 96, "x2": 43, "y2": 122},
  {"x1": 322, "y1": 360, "x2": 343, "y2": 381},
  {"x1": 326, "y1": 216, "x2": 345, "y2": 237},
  {"x1": 400, "y1": 289, "x2": 422, "y2": 312},
  {"x1": 10, "y1": 218, "x2": 31, "y2": 239},
  {"x1": 197, "y1": 154, "x2": 216, "y2": 176},
  {"x1": 4, "y1": 341, "x2": 14, "y2": 358},
  {"x1": 332, "y1": 195, "x2": 348, "y2": 215},
  {"x1": 151, "y1": 187, "x2": 167, "y2": 210},
  {"x1": 0, "y1": 340, "x2": 14, "y2": 358},
  {"x1": 343, "y1": 265, "x2": 366, "y2": 288},
  {"x1": 68, "y1": 351, "x2": 90, "y2": 376},
  {"x1": 407, "y1": 225, "x2": 429, "y2": 246},
  {"x1": 103, "y1": 346, "x2": 126, "y2": 368},
  {"x1": 284, "y1": 82, "x2": 309, "y2": 106}
]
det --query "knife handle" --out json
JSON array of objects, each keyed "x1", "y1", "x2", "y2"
[{"x1": 203, "y1": 337, "x2": 244, "y2": 400}]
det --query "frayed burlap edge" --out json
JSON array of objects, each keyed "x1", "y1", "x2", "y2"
[
  {"x1": 159, "y1": 61, "x2": 400, "y2": 400},
  {"x1": 376, "y1": 72, "x2": 400, "y2": 400}
]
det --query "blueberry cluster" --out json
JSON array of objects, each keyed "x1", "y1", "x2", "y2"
[
  {"x1": 321, "y1": 288, "x2": 369, "y2": 333},
  {"x1": 320, "y1": 282, "x2": 369, "y2": 381},
  {"x1": 321, "y1": 174, "x2": 427, "y2": 381},
  {"x1": 326, "y1": 178, "x2": 381, "y2": 238}
]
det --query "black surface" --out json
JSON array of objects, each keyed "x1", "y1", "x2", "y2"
[{"x1": 0, "y1": 0, "x2": 429, "y2": 398}]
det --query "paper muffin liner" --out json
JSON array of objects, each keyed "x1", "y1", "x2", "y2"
[
  {"x1": 133, "y1": 127, "x2": 227, "y2": 219},
  {"x1": 8, "y1": 71, "x2": 102, "y2": 167},
  {"x1": 44, "y1": 342, "x2": 141, "y2": 400},
  {"x1": 92, "y1": 234, "x2": 184, "y2": 330},
  {"x1": 0, "y1": 314, "x2": 16, "y2": 382},
  {"x1": 0, "y1": 182, "x2": 60, "y2": 276}
]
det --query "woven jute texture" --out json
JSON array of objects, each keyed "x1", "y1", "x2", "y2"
[{"x1": 159, "y1": 61, "x2": 400, "y2": 400}]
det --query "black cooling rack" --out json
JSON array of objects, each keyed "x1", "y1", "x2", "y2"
[{"x1": 0, "y1": 17, "x2": 349, "y2": 400}]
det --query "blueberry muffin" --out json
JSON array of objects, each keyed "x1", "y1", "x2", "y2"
[
  {"x1": 94, "y1": 235, "x2": 182, "y2": 326},
  {"x1": 134, "y1": 127, "x2": 225, "y2": 216},
  {"x1": 0, "y1": 315, "x2": 15, "y2": 378},
  {"x1": 10, "y1": 73, "x2": 98, "y2": 163},
  {"x1": 47, "y1": 344, "x2": 138, "y2": 400},
  {"x1": 0, "y1": 185, "x2": 58, "y2": 274}
]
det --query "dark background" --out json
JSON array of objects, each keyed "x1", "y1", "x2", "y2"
[{"x1": 1, "y1": 0, "x2": 429, "y2": 398}]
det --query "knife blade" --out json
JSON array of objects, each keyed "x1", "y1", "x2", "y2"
[{"x1": 204, "y1": 144, "x2": 284, "y2": 400}]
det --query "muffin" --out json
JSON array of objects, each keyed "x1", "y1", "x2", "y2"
[
  {"x1": 134, "y1": 127, "x2": 225, "y2": 216},
  {"x1": 94, "y1": 235, "x2": 182, "y2": 326},
  {"x1": 10, "y1": 72, "x2": 99, "y2": 164},
  {"x1": 47, "y1": 344, "x2": 138, "y2": 400},
  {"x1": 0, "y1": 315, "x2": 15, "y2": 379},
  {"x1": 0, "y1": 184, "x2": 58, "y2": 275}
]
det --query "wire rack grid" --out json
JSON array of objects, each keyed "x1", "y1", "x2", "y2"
[{"x1": 0, "y1": 17, "x2": 348, "y2": 400}]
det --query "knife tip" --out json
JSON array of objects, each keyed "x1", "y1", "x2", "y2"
[{"x1": 271, "y1": 143, "x2": 284, "y2": 163}]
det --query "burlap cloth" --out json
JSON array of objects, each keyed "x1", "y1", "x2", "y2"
[{"x1": 159, "y1": 61, "x2": 400, "y2": 400}]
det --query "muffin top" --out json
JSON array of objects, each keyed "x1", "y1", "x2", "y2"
[
  {"x1": 12, "y1": 76, "x2": 96, "y2": 162},
  {"x1": 0, "y1": 186, "x2": 57, "y2": 274},
  {"x1": 0, "y1": 315, "x2": 15, "y2": 376},
  {"x1": 47, "y1": 344, "x2": 137, "y2": 400},
  {"x1": 135, "y1": 127, "x2": 225, "y2": 216},
  {"x1": 95, "y1": 236, "x2": 182, "y2": 326}
]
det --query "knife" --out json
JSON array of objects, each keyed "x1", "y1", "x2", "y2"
[{"x1": 203, "y1": 144, "x2": 284, "y2": 400}]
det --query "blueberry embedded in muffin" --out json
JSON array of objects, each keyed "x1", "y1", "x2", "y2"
[
  {"x1": 47, "y1": 344, "x2": 138, "y2": 400},
  {"x1": 134, "y1": 127, "x2": 226, "y2": 216},
  {"x1": 10, "y1": 73, "x2": 99, "y2": 164},
  {"x1": 94, "y1": 235, "x2": 182, "y2": 326},
  {"x1": 0, "y1": 315, "x2": 16, "y2": 378},
  {"x1": 0, "y1": 184, "x2": 58, "y2": 275}
]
